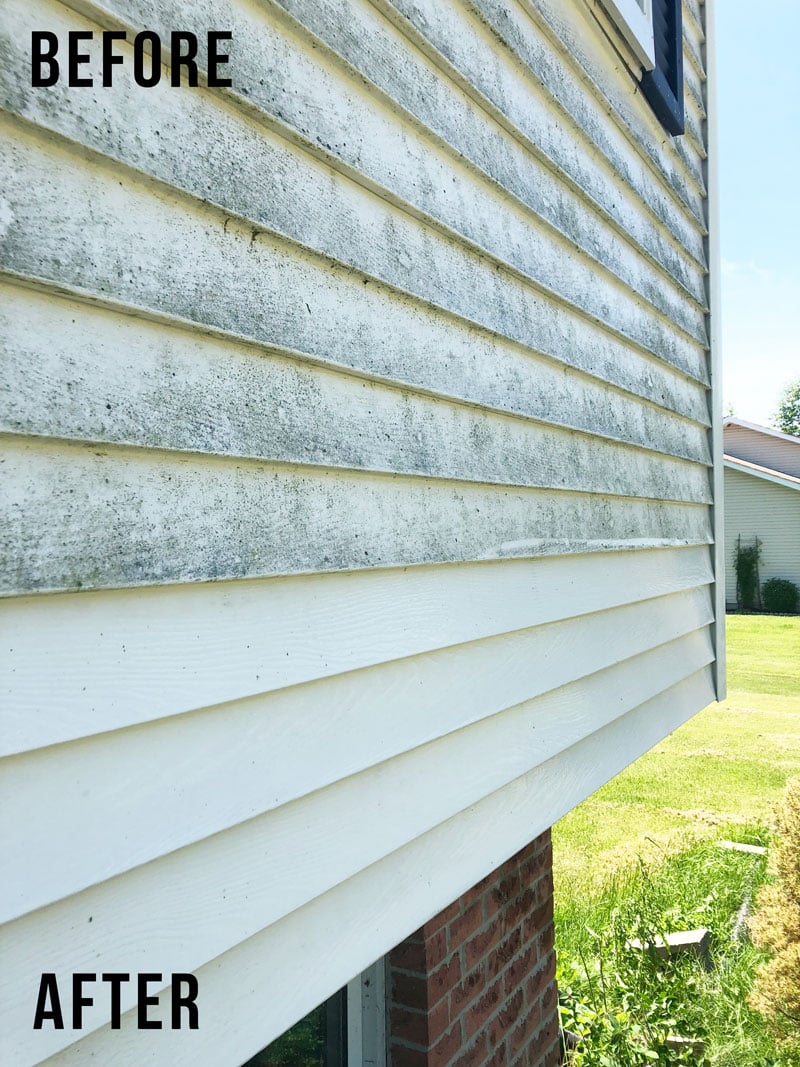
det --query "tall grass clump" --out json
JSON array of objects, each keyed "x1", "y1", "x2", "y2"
[
  {"x1": 556, "y1": 834, "x2": 793, "y2": 1065},
  {"x1": 750, "y1": 778, "x2": 800, "y2": 1055}
]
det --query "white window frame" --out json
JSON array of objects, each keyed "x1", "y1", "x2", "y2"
[
  {"x1": 600, "y1": 0, "x2": 656, "y2": 69},
  {"x1": 346, "y1": 960, "x2": 387, "y2": 1067}
]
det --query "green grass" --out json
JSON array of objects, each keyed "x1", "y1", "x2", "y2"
[
  {"x1": 557, "y1": 841, "x2": 786, "y2": 1066},
  {"x1": 555, "y1": 615, "x2": 800, "y2": 887},
  {"x1": 727, "y1": 615, "x2": 800, "y2": 697},
  {"x1": 554, "y1": 614, "x2": 800, "y2": 1065}
]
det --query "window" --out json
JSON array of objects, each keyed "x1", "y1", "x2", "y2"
[
  {"x1": 600, "y1": 0, "x2": 685, "y2": 135},
  {"x1": 242, "y1": 988, "x2": 347, "y2": 1067},
  {"x1": 242, "y1": 961, "x2": 386, "y2": 1067},
  {"x1": 602, "y1": 0, "x2": 656, "y2": 68}
]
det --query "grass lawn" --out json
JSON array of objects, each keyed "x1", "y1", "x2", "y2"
[
  {"x1": 554, "y1": 614, "x2": 800, "y2": 888},
  {"x1": 554, "y1": 614, "x2": 800, "y2": 1065}
]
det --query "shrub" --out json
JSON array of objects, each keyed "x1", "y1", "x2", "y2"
[
  {"x1": 749, "y1": 778, "x2": 800, "y2": 1048},
  {"x1": 762, "y1": 578, "x2": 800, "y2": 615},
  {"x1": 735, "y1": 536, "x2": 762, "y2": 610}
]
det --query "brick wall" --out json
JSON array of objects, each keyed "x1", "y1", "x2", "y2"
[{"x1": 388, "y1": 830, "x2": 559, "y2": 1067}]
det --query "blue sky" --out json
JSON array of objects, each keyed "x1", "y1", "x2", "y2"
[{"x1": 716, "y1": 0, "x2": 799, "y2": 425}]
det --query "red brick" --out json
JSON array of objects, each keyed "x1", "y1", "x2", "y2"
[
  {"x1": 502, "y1": 945, "x2": 535, "y2": 998},
  {"x1": 394, "y1": 925, "x2": 447, "y2": 971},
  {"x1": 388, "y1": 829, "x2": 557, "y2": 1067},
  {"x1": 487, "y1": 927, "x2": 522, "y2": 980},
  {"x1": 541, "y1": 1039, "x2": 561, "y2": 1067},
  {"x1": 522, "y1": 902, "x2": 552, "y2": 944},
  {"x1": 465, "y1": 918, "x2": 502, "y2": 970},
  {"x1": 507, "y1": 843, "x2": 529, "y2": 868},
  {"x1": 520, "y1": 843, "x2": 552, "y2": 886},
  {"x1": 424, "y1": 927, "x2": 450, "y2": 970},
  {"x1": 450, "y1": 961, "x2": 487, "y2": 1017},
  {"x1": 489, "y1": 988, "x2": 524, "y2": 1046},
  {"x1": 389, "y1": 997, "x2": 450, "y2": 1052},
  {"x1": 488, "y1": 871, "x2": 521, "y2": 916},
  {"x1": 537, "y1": 922, "x2": 555, "y2": 958},
  {"x1": 524, "y1": 954, "x2": 556, "y2": 1006},
  {"x1": 390, "y1": 1006, "x2": 428, "y2": 1047},
  {"x1": 508, "y1": 1000, "x2": 542, "y2": 1059},
  {"x1": 429, "y1": 1023, "x2": 462, "y2": 1067},
  {"x1": 448, "y1": 900, "x2": 483, "y2": 948},
  {"x1": 540, "y1": 981, "x2": 557, "y2": 1016},
  {"x1": 450, "y1": 1032, "x2": 488, "y2": 1067},
  {"x1": 393, "y1": 970, "x2": 429, "y2": 1012},
  {"x1": 534, "y1": 870, "x2": 554, "y2": 906},
  {"x1": 390, "y1": 1044, "x2": 428, "y2": 1067},
  {"x1": 391, "y1": 940, "x2": 427, "y2": 974},
  {"x1": 464, "y1": 977, "x2": 502, "y2": 1038},
  {"x1": 527, "y1": 1017, "x2": 559, "y2": 1066},
  {"x1": 485, "y1": 1039, "x2": 509, "y2": 1067},
  {"x1": 428, "y1": 995, "x2": 451, "y2": 1044},
  {"x1": 428, "y1": 954, "x2": 461, "y2": 1006},
  {"x1": 467, "y1": 863, "x2": 503, "y2": 904},
  {"x1": 423, "y1": 901, "x2": 460, "y2": 936},
  {"x1": 502, "y1": 888, "x2": 536, "y2": 932}
]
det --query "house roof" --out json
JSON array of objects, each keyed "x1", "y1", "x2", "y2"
[
  {"x1": 723, "y1": 453, "x2": 800, "y2": 490},
  {"x1": 723, "y1": 417, "x2": 800, "y2": 447}
]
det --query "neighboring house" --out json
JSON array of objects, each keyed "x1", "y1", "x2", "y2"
[
  {"x1": 0, "y1": 2, "x2": 721, "y2": 1065},
  {"x1": 723, "y1": 418, "x2": 800, "y2": 606}
]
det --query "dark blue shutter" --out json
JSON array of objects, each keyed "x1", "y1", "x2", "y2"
[{"x1": 641, "y1": 0, "x2": 684, "y2": 135}]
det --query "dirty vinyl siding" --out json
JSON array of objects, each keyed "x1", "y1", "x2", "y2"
[{"x1": 0, "y1": 0, "x2": 716, "y2": 1063}]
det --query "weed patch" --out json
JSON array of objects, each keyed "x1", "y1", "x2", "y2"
[{"x1": 557, "y1": 838, "x2": 790, "y2": 1064}]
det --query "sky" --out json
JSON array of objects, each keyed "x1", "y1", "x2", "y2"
[{"x1": 715, "y1": 0, "x2": 800, "y2": 426}]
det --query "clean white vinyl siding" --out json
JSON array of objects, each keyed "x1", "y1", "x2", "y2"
[{"x1": 0, "y1": 0, "x2": 718, "y2": 1063}]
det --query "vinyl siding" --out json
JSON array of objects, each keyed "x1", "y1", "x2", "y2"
[
  {"x1": 724, "y1": 465, "x2": 800, "y2": 605},
  {"x1": 0, "y1": 0, "x2": 717, "y2": 1063},
  {"x1": 723, "y1": 423, "x2": 800, "y2": 479}
]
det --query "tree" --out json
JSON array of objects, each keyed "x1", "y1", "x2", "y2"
[{"x1": 774, "y1": 380, "x2": 800, "y2": 437}]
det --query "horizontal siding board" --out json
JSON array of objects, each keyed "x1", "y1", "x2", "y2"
[
  {"x1": 3, "y1": 0, "x2": 708, "y2": 342},
  {"x1": 468, "y1": 0, "x2": 706, "y2": 225},
  {"x1": 28, "y1": 0, "x2": 708, "y2": 293},
  {"x1": 0, "y1": 0, "x2": 716, "y2": 1061},
  {"x1": 1, "y1": 280, "x2": 713, "y2": 466},
  {"x1": 682, "y1": 50, "x2": 707, "y2": 141},
  {"x1": 683, "y1": 34, "x2": 706, "y2": 91},
  {"x1": 0, "y1": 292, "x2": 713, "y2": 503},
  {"x1": 0, "y1": 107, "x2": 710, "y2": 395},
  {"x1": 682, "y1": 3, "x2": 706, "y2": 75},
  {"x1": 1, "y1": 546, "x2": 714, "y2": 754},
  {"x1": 9, "y1": 668, "x2": 716, "y2": 1066},
  {"x1": 378, "y1": 0, "x2": 705, "y2": 305},
  {"x1": 2, "y1": 265, "x2": 712, "y2": 443},
  {"x1": 3, "y1": 635, "x2": 714, "y2": 1057},
  {"x1": 682, "y1": 48, "x2": 707, "y2": 121},
  {"x1": 383, "y1": 0, "x2": 705, "y2": 251},
  {"x1": 531, "y1": 0, "x2": 707, "y2": 202},
  {"x1": 724, "y1": 425, "x2": 800, "y2": 479},
  {"x1": 1, "y1": 435, "x2": 713, "y2": 596},
  {"x1": 263, "y1": 0, "x2": 708, "y2": 320},
  {"x1": 683, "y1": 0, "x2": 705, "y2": 38},
  {"x1": 1, "y1": 586, "x2": 713, "y2": 918}
]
